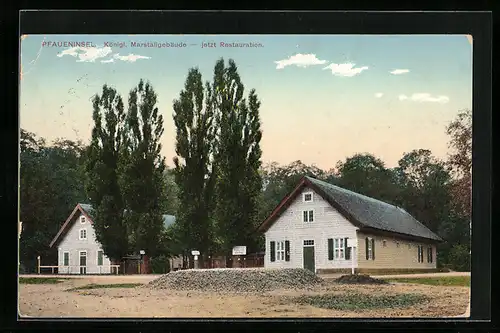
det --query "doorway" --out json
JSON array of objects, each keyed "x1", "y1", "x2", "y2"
[
  {"x1": 302, "y1": 240, "x2": 315, "y2": 273},
  {"x1": 79, "y1": 251, "x2": 87, "y2": 275}
]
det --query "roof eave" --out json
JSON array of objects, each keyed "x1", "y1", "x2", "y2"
[{"x1": 359, "y1": 226, "x2": 443, "y2": 244}]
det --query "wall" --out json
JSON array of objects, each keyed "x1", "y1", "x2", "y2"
[
  {"x1": 356, "y1": 232, "x2": 437, "y2": 270},
  {"x1": 264, "y1": 186, "x2": 358, "y2": 272}
]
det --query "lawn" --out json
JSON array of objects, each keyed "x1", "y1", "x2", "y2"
[
  {"x1": 66, "y1": 283, "x2": 143, "y2": 291},
  {"x1": 387, "y1": 276, "x2": 470, "y2": 287},
  {"x1": 19, "y1": 277, "x2": 70, "y2": 284},
  {"x1": 294, "y1": 293, "x2": 429, "y2": 311}
]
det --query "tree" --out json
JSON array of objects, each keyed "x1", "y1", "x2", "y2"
[
  {"x1": 161, "y1": 167, "x2": 180, "y2": 216},
  {"x1": 172, "y1": 68, "x2": 217, "y2": 268},
  {"x1": 394, "y1": 149, "x2": 453, "y2": 233},
  {"x1": 212, "y1": 58, "x2": 263, "y2": 265},
  {"x1": 446, "y1": 109, "x2": 472, "y2": 218},
  {"x1": 19, "y1": 130, "x2": 87, "y2": 272},
  {"x1": 335, "y1": 153, "x2": 401, "y2": 205},
  {"x1": 85, "y1": 85, "x2": 129, "y2": 262},
  {"x1": 120, "y1": 79, "x2": 166, "y2": 257}
]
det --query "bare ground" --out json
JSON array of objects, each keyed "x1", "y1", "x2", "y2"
[{"x1": 19, "y1": 275, "x2": 470, "y2": 318}]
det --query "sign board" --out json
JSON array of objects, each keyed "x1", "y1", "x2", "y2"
[
  {"x1": 193, "y1": 255, "x2": 199, "y2": 261},
  {"x1": 191, "y1": 250, "x2": 200, "y2": 256},
  {"x1": 232, "y1": 246, "x2": 247, "y2": 256},
  {"x1": 139, "y1": 250, "x2": 145, "y2": 255},
  {"x1": 347, "y1": 238, "x2": 357, "y2": 248}
]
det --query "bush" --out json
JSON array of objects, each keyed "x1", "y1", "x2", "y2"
[
  {"x1": 150, "y1": 255, "x2": 170, "y2": 274},
  {"x1": 447, "y1": 244, "x2": 471, "y2": 272}
]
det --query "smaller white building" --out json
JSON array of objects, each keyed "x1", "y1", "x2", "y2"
[
  {"x1": 50, "y1": 204, "x2": 113, "y2": 274},
  {"x1": 50, "y1": 203, "x2": 177, "y2": 274}
]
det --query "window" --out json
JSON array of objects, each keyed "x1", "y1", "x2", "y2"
[
  {"x1": 276, "y1": 241, "x2": 285, "y2": 261},
  {"x1": 427, "y1": 247, "x2": 433, "y2": 263},
  {"x1": 366, "y1": 237, "x2": 375, "y2": 260},
  {"x1": 97, "y1": 250, "x2": 104, "y2": 266},
  {"x1": 303, "y1": 192, "x2": 313, "y2": 202},
  {"x1": 417, "y1": 245, "x2": 424, "y2": 263},
  {"x1": 303, "y1": 240, "x2": 314, "y2": 246},
  {"x1": 80, "y1": 216, "x2": 86, "y2": 224},
  {"x1": 63, "y1": 252, "x2": 69, "y2": 266},
  {"x1": 79, "y1": 228, "x2": 87, "y2": 240},
  {"x1": 271, "y1": 240, "x2": 290, "y2": 262},
  {"x1": 334, "y1": 238, "x2": 345, "y2": 259},
  {"x1": 328, "y1": 238, "x2": 350, "y2": 260},
  {"x1": 303, "y1": 210, "x2": 314, "y2": 222},
  {"x1": 382, "y1": 240, "x2": 387, "y2": 247}
]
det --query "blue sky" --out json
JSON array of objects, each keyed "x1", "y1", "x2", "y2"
[{"x1": 20, "y1": 34, "x2": 472, "y2": 169}]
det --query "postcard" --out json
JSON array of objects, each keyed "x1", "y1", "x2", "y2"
[{"x1": 19, "y1": 34, "x2": 472, "y2": 318}]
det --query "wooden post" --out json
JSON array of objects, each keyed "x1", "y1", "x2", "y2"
[
  {"x1": 37, "y1": 256, "x2": 40, "y2": 274},
  {"x1": 351, "y1": 246, "x2": 356, "y2": 275}
]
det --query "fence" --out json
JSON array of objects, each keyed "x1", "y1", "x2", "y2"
[
  {"x1": 206, "y1": 253, "x2": 264, "y2": 269},
  {"x1": 38, "y1": 265, "x2": 120, "y2": 275}
]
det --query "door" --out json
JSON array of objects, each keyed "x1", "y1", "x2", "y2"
[
  {"x1": 79, "y1": 251, "x2": 87, "y2": 275},
  {"x1": 303, "y1": 240, "x2": 315, "y2": 273}
]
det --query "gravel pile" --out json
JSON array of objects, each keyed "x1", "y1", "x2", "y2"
[
  {"x1": 147, "y1": 268, "x2": 324, "y2": 292},
  {"x1": 334, "y1": 274, "x2": 389, "y2": 285}
]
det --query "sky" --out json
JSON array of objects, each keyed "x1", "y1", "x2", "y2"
[{"x1": 19, "y1": 34, "x2": 472, "y2": 170}]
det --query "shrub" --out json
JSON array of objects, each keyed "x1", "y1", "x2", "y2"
[
  {"x1": 447, "y1": 244, "x2": 471, "y2": 272},
  {"x1": 150, "y1": 255, "x2": 170, "y2": 274}
]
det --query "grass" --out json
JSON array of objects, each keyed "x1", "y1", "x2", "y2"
[
  {"x1": 19, "y1": 277, "x2": 70, "y2": 284},
  {"x1": 295, "y1": 293, "x2": 429, "y2": 311},
  {"x1": 66, "y1": 283, "x2": 143, "y2": 291},
  {"x1": 387, "y1": 276, "x2": 470, "y2": 287}
]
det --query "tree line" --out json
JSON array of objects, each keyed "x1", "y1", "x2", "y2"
[{"x1": 19, "y1": 58, "x2": 472, "y2": 272}]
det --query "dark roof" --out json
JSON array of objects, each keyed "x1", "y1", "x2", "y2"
[
  {"x1": 79, "y1": 203, "x2": 175, "y2": 229},
  {"x1": 50, "y1": 203, "x2": 176, "y2": 248},
  {"x1": 257, "y1": 176, "x2": 442, "y2": 242}
]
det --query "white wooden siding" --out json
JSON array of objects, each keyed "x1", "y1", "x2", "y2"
[
  {"x1": 264, "y1": 186, "x2": 359, "y2": 272},
  {"x1": 57, "y1": 211, "x2": 112, "y2": 274}
]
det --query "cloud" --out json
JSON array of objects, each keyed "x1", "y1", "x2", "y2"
[
  {"x1": 390, "y1": 69, "x2": 410, "y2": 75},
  {"x1": 57, "y1": 46, "x2": 112, "y2": 62},
  {"x1": 274, "y1": 53, "x2": 327, "y2": 69},
  {"x1": 399, "y1": 93, "x2": 450, "y2": 104},
  {"x1": 322, "y1": 63, "x2": 369, "y2": 77},
  {"x1": 374, "y1": 93, "x2": 384, "y2": 98},
  {"x1": 113, "y1": 53, "x2": 151, "y2": 62},
  {"x1": 101, "y1": 59, "x2": 115, "y2": 63}
]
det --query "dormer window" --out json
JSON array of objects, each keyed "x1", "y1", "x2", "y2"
[
  {"x1": 303, "y1": 192, "x2": 313, "y2": 202},
  {"x1": 80, "y1": 216, "x2": 86, "y2": 224}
]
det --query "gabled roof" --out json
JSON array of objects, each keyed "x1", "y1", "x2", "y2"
[
  {"x1": 49, "y1": 203, "x2": 177, "y2": 248},
  {"x1": 49, "y1": 203, "x2": 94, "y2": 248},
  {"x1": 257, "y1": 176, "x2": 442, "y2": 243}
]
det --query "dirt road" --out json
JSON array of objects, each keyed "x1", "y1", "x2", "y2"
[{"x1": 19, "y1": 275, "x2": 470, "y2": 318}]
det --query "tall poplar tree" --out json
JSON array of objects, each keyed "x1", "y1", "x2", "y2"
[
  {"x1": 172, "y1": 68, "x2": 217, "y2": 267},
  {"x1": 120, "y1": 79, "x2": 166, "y2": 257},
  {"x1": 212, "y1": 58, "x2": 263, "y2": 266},
  {"x1": 85, "y1": 85, "x2": 129, "y2": 261}
]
